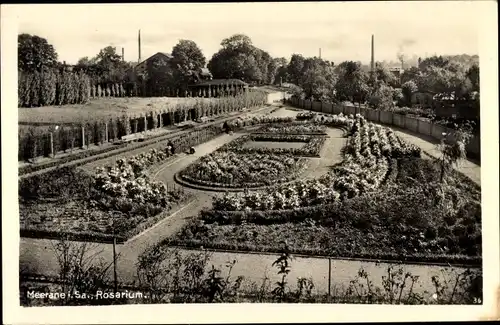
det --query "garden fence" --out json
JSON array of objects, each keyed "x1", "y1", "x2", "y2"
[
  {"x1": 287, "y1": 97, "x2": 480, "y2": 159},
  {"x1": 18, "y1": 91, "x2": 268, "y2": 162}
]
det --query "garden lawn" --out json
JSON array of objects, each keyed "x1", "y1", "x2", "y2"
[{"x1": 18, "y1": 97, "x2": 218, "y2": 124}]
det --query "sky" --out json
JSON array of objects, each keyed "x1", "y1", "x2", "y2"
[{"x1": 10, "y1": 2, "x2": 482, "y2": 66}]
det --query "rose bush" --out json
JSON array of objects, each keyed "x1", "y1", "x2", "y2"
[{"x1": 179, "y1": 151, "x2": 306, "y2": 188}]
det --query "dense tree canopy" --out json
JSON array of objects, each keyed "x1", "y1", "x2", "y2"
[
  {"x1": 208, "y1": 34, "x2": 273, "y2": 85},
  {"x1": 74, "y1": 46, "x2": 131, "y2": 84},
  {"x1": 334, "y1": 61, "x2": 370, "y2": 105},
  {"x1": 171, "y1": 39, "x2": 206, "y2": 90},
  {"x1": 18, "y1": 34, "x2": 58, "y2": 72}
]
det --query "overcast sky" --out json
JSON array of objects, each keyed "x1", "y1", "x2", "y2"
[{"x1": 12, "y1": 2, "x2": 482, "y2": 65}]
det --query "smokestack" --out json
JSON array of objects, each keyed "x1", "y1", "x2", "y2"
[
  {"x1": 370, "y1": 35, "x2": 375, "y2": 73},
  {"x1": 138, "y1": 29, "x2": 141, "y2": 63},
  {"x1": 122, "y1": 47, "x2": 124, "y2": 62},
  {"x1": 319, "y1": 48, "x2": 322, "y2": 59}
]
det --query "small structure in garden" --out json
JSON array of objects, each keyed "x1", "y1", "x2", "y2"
[{"x1": 188, "y1": 79, "x2": 248, "y2": 98}]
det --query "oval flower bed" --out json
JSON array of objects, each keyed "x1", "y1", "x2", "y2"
[
  {"x1": 219, "y1": 134, "x2": 326, "y2": 157},
  {"x1": 256, "y1": 122, "x2": 327, "y2": 135},
  {"x1": 179, "y1": 151, "x2": 307, "y2": 189}
]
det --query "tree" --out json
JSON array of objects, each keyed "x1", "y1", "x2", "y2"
[
  {"x1": 273, "y1": 57, "x2": 288, "y2": 85},
  {"x1": 208, "y1": 34, "x2": 266, "y2": 84},
  {"x1": 419, "y1": 55, "x2": 450, "y2": 70},
  {"x1": 374, "y1": 63, "x2": 399, "y2": 88},
  {"x1": 75, "y1": 47, "x2": 131, "y2": 85},
  {"x1": 18, "y1": 34, "x2": 58, "y2": 72},
  {"x1": 171, "y1": 40, "x2": 206, "y2": 91},
  {"x1": 287, "y1": 54, "x2": 305, "y2": 85},
  {"x1": 299, "y1": 57, "x2": 336, "y2": 101},
  {"x1": 334, "y1": 61, "x2": 370, "y2": 106},
  {"x1": 401, "y1": 80, "x2": 418, "y2": 107},
  {"x1": 401, "y1": 66, "x2": 421, "y2": 84},
  {"x1": 437, "y1": 123, "x2": 474, "y2": 182},
  {"x1": 368, "y1": 82, "x2": 395, "y2": 110},
  {"x1": 466, "y1": 64, "x2": 479, "y2": 92}
]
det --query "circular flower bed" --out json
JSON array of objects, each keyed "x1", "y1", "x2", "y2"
[
  {"x1": 218, "y1": 134, "x2": 326, "y2": 157},
  {"x1": 179, "y1": 151, "x2": 307, "y2": 189}
]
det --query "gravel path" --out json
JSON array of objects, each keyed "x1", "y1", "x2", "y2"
[{"x1": 390, "y1": 127, "x2": 480, "y2": 185}]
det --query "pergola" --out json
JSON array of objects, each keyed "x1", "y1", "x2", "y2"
[{"x1": 187, "y1": 79, "x2": 248, "y2": 98}]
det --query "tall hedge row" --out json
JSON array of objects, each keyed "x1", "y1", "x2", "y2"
[
  {"x1": 18, "y1": 70, "x2": 92, "y2": 108},
  {"x1": 18, "y1": 90, "x2": 268, "y2": 162}
]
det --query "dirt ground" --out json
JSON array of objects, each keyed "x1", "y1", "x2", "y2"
[{"x1": 18, "y1": 97, "x2": 218, "y2": 124}]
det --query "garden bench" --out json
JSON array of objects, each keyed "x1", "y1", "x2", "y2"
[
  {"x1": 121, "y1": 133, "x2": 144, "y2": 144},
  {"x1": 198, "y1": 116, "x2": 210, "y2": 123}
]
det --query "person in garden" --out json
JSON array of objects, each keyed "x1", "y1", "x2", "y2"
[
  {"x1": 166, "y1": 140, "x2": 175, "y2": 155},
  {"x1": 223, "y1": 121, "x2": 230, "y2": 133}
]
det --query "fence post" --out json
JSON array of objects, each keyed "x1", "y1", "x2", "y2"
[
  {"x1": 105, "y1": 122, "x2": 108, "y2": 143},
  {"x1": 328, "y1": 258, "x2": 332, "y2": 298},
  {"x1": 81, "y1": 126, "x2": 85, "y2": 149},
  {"x1": 134, "y1": 119, "x2": 138, "y2": 134},
  {"x1": 49, "y1": 132, "x2": 54, "y2": 158}
]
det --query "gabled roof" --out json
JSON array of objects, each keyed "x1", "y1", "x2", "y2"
[{"x1": 126, "y1": 52, "x2": 172, "y2": 72}]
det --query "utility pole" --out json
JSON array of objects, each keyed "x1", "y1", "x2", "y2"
[
  {"x1": 112, "y1": 212, "x2": 118, "y2": 293},
  {"x1": 328, "y1": 258, "x2": 332, "y2": 298}
]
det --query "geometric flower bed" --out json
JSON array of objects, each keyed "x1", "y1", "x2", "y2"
[
  {"x1": 212, "y1": 116, "x2": 412, "y2": 211},
  {"x1": 172, "y1": 158, "x2": 482, "y2": 265},
  {"x1": 170, "y1": 114, "x2": 482, "y2": 265},
  {"x1": 178, "y1": 151, "x2": 307, "y2": 189},
  {"x1": 19, "y1": 146, "x2": 192, "y2": 243},
  {"x1": 256, "y1": 122, "x2": 327, "y2": 135},
  {"x1": 218, "y1": 134, "x2": 327, "y2": 157}
]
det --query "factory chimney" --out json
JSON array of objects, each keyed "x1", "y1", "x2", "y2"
[
  {"x1": 319, "y1": 48, "x2": 322, "y2": 59},
  {"x1": 138, "y1": 29, "x2": 142, "y2": 63},
  {"x1": 122, "y1": 47, "x2": 124, "y2": 62},
  {"x1": 370, "y1": 34, "x2": 375, "y2": 73}
]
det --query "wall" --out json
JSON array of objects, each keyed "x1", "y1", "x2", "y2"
[{"x1": 287, "y1": 98, "x2": 480, "y2": 159}]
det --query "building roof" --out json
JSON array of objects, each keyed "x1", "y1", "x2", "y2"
[
  {"x1": 126, "y1": 52, "x2": 172, "y2": 72},
  {"x1": 189, "y1": 79, "x2": 248, "y2": 87}
]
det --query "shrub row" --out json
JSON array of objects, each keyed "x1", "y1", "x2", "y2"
[
  {"x1": 20, "y1": 228, "x2": 126, "y2": 244},
  {"x1": 19, "y1": 91, "x2": 268, "y2": 163},
  {"x1": 19, "y1": 70, "x2": 92, "y2": 108},
  {"x1": 19, "y1": 123, "x2": 226, "y2": 176}
]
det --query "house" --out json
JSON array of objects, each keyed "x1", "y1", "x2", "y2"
[
  {"x1": 433, "y1": 91, "x2": 480, "y2": 119},
  {"x1": 389, "y1": 67, "x2": 403, "y2": 80},
  {"x1": 126, "y1": 52, "x2": 172, "y2": 78},
  {"x1": 411, "y1": 91, "x2": 435, "y2": 108}
]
